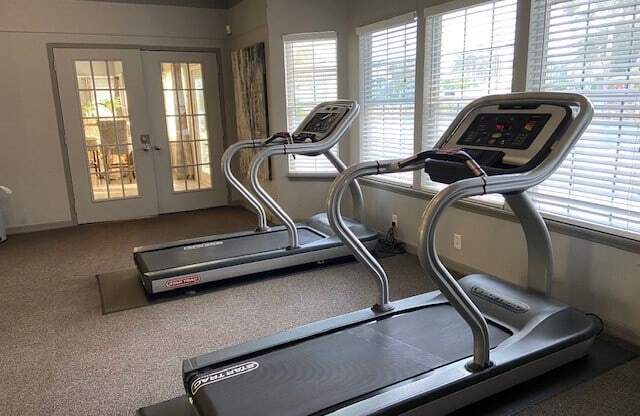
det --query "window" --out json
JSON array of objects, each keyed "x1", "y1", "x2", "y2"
[
  {"x1": 284, "y1": 32, "x2": 338, "y2": 175},
  {"x1": 358, "y1": 13, "x2": 418, "y2": 184},
  {"x1": 528, "y1": 0, "x2": 640, "y2": 237},
  {"x1": 423, "y1": 0, "x2": 517, "y2": 203},
  {"x1": 353, "y1": 2, "x2": 639, "y2": 240}
]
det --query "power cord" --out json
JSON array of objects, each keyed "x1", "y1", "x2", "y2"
[{"x1": 375, "y1": 222, "x2": 405, "y2": 258}]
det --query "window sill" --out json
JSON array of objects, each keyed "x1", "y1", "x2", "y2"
[
  {"x1": 287, "y1": 173, "x2": 338, "y2": 181},
  {"x1": 360, "y1": 178, "x2": 640, "y2": 254}
]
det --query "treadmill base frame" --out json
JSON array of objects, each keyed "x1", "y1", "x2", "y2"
[{"x1": 145, "y1": 239, "x2": 376, "y2": 294}]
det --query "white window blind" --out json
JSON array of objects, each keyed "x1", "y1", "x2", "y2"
[
  {"x1": 422, "y1": 0, "x2": 517, "y2": 204},
  {"x1": 358, "y1": 13, "x2": 417, "y2": 184},
  {"x1": 528, "y1": 0, "x2": 640, "y2": 238},
  {"x1": 284, "y1": 32, "x2": 339, "y2": 174}
]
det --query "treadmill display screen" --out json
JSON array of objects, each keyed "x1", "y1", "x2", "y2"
[
  {"x1": 302, "y1": 112, "x2": 342, "y2": 134},
  {"x1": 457, "y1": 113, "x2": 552, "y2": 149}
]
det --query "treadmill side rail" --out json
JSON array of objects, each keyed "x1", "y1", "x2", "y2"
[{"x1": 134, "y1": 218, "x2": 378, "y2": 294}]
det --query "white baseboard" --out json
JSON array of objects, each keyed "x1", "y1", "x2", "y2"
[{"x1": 7, "y1": 220, "x2": 74, "y2": 235}]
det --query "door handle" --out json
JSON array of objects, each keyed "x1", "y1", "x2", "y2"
[{"x1": 137, "y1": 134, "x2": 160, "y2": 152}]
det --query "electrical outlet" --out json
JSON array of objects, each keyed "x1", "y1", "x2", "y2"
[
  {"x1": 453, "y1": 234, "x2": 463, "y2": 250},
  {"x1": 391, "y1": 214, "x2": 398, "y2": 227}
]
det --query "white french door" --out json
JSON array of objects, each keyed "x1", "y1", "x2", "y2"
[
  {"x1": 54, "y1": 48, "x2": 227, "y2": 223},
  {"x1": 142, "y1": 51, "x2": 226, "y2": 213}
]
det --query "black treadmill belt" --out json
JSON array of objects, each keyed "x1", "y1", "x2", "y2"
[
  {"x1": 192, "y1": 305, "x2": 510, "y2": 416},
  {"x1": 138, "y1": 228, "x2": 324, "y2": 272}
]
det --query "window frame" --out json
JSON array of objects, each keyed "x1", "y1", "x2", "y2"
[
  {"x1": 354, "y1": 0, "x2": 640, "y2": 245},
  {"x1": 283, "y1": 31, "x2": 340, "y2": 178}
]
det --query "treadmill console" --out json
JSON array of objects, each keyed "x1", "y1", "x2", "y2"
[
  {"x1": 293, "y1": 103, "x2": 351, "y2": 142},
  {"x1": 427, "y1": 103, "x2": 570, "y2": 184},
  {"x1": 457, "y1": 113, "x2": 552, "y2": 150},
  {"x1": 440, "y1": 103, "x2": 569, "y2": 167}
]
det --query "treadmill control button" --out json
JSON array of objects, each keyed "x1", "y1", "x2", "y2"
[{"x1": 470, "y1": 286, "x2": 530, "y2": 314}]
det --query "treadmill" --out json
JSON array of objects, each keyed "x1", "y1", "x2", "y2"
[
  {"x1": 180, "y1": 93, "x2": 602, "y2": 416},
  {"x1": 133, "y1": 101, "x2": 377, "y2": 294}
]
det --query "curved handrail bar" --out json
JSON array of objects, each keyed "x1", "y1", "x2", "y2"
[
  {"x1": 323, "y1": 150, "x2": 364, "y2": 222},
  {"x1": 417, "y1": 176, "x2": 493, "y2": 370},
  {"x1": 248, "y1": 101, "x2": 361, "y2": 249},
  {"x1": 326, "y1": 159, "x2": 424, "y2": 312},
  {"x1": 249, "y1": 148, "x2": 300, "y2": 248},
  {"x1": 221, "y1": 139, "x2": 269, "y2": 231}
]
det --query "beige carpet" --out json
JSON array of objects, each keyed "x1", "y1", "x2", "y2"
[
  {"x1": 0, "y1": 207, "x2": 429, "y2": 415},
  {"x1": 1, "y1": 206, "x2": 638, "y2": 415}
]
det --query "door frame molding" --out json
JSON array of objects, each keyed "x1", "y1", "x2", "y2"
[{"x1": 47, "y1": 43, "x2": 229, "y2": 225}]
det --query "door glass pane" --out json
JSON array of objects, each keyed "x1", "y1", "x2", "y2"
[
  {"x1": 95, "y1": 90, "x2": 113, "y2": 117},
  {"x1": 91, "y1": 61, "x2": 109, "y2": 89},
  {"x1": 191, "y1": 90, "x2": 205, "y2": 115},
  {"x1": 108, "y1": 61, "x2": 126, "y2": 89},
  {"x1": 194, "y1": 115, "x2": 208, "y2": 141},
  {"x1": 112, "y1": 90, "x2": 128, "y2": 116},
  {"x1": 161, "y1": 63, "x2": 175, "y2": 89},
  {"x1": 160, "y1": 62, "x2": 212, "y2": 192},
  {"x1": 166, "y1": 117, "x2": 179, "y2": 141},
  {"x1": 188, "y1": 63, "x2": 203, "y2": 89},
  {"x1": 198, "y1": 164, "x2": 211, "y2": 188},
  {"x1": 79, "y1": 91, "x2": 97, "y2": 117},
  {"x1": 74, "y1": 60, "x2": 139, "y2": 201},
  {"x1": 195, "y1": 141, "x2": 208, "y2": 165}
]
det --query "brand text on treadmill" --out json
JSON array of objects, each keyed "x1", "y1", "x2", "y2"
[
  {"x1": 184, "y1": 241, "x2": 223, "y2": 251},
  {"x1": 165, "y1": 275, "x2": 201, "y2": 288},
  {"x1": 190, "y1": 361, "x2": 259, "y2": 395}
]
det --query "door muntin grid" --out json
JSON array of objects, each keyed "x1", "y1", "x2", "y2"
[
  {"x1": 161, "y1": 62, "x2": 212, "y2": 192},
  {"x1": 74, "y1": 60, "x2": 139, "y2": 201}
]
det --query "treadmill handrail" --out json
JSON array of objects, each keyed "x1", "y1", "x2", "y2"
[
  {"x1": 221, "y1": 139, "x2": 269, "y2": 231},
  {"x1": 323, "y1": 149, "x2": 364, "y2": 222},
  {"x1": 327, "y1": 159, "x2": 423, "y2": 311},
  {"x1": 327, "y1": 92, "x2": 593, "y2": 371},
  {"x1": 248, "y1": 101, "x2": 361, "y2": 249},
  {"x1": 250, "y1": 149, "x2": 300, "y2": 248}
]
